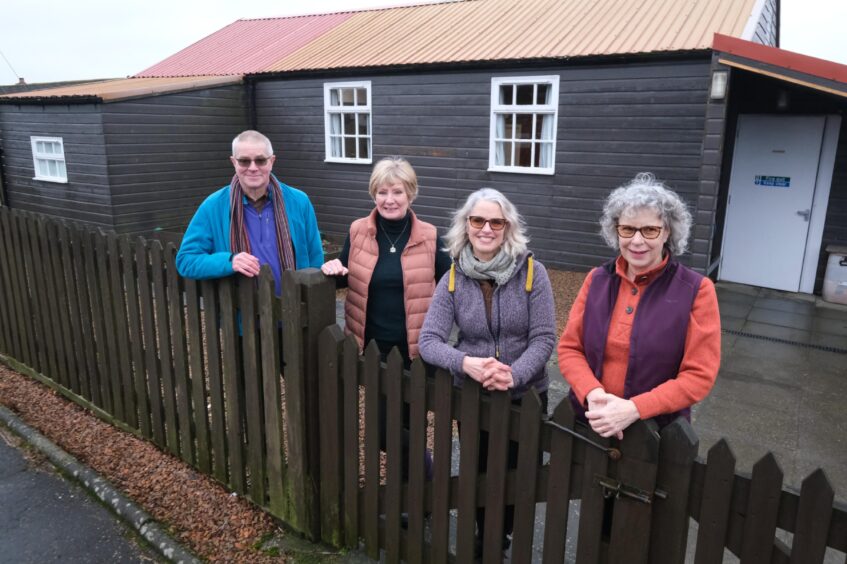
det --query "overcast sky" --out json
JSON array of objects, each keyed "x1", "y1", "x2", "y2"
[{"x1": 0, "y1": 0, "x2": 844, "y2": 85}]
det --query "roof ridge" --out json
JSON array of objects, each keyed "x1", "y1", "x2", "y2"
[{"x1": 234, "y1": 0, "x2": 468, "y2": 22}]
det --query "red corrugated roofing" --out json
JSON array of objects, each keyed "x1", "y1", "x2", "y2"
[
  {"x1": 134, "y1": 0, "x2": 760, "y2": 78},
  {"x1": 135, "y1": 13, "x2": 354, "y2": 77}
]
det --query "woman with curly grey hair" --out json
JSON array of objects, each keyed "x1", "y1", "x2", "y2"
[
  {"x1": 558, "y1": 173, "x2": 720, "y2": 439},
  {"x1": 419, "y1": 187, "x2": 556, "y2": 555}
]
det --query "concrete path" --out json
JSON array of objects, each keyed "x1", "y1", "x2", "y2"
[
  {"x1": 0, "y1": 425, "x2": 161, "y2": 563},
  {"x1": 0, "y1": 406, "x2": 199, "y2": 564},
  {"x1": 695, "y1": 282, "x2": 847, "y2": 500}
]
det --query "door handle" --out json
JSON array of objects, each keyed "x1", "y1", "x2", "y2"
[{"x1": 796, "y1": 209, "x2": 811, "y2": 222}]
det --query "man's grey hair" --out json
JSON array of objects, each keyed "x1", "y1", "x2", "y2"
[
  {"x1": 443, "y1": 187, "x2": 529, "y2": 260},
  {"x1": 599, "y1": 172, "x2": 692, "y2": 255},
  {"x1": 232, "y1": 130, "x2": 273, "y2": 156}
]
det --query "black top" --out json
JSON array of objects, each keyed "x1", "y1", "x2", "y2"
[{"x1": 338, "y1": 211, "x2": 451, "y2": 358}]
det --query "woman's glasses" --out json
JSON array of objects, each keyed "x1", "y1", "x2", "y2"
[
  {"x1": 468, "y1": 216, "x2": 508, "y2": 231},
  {"x1": 235, "y1": 157, "x2": 270, "y2": 167},
  {"x1": 615, "y1": 224, "x2": 663, "y2": 239}
]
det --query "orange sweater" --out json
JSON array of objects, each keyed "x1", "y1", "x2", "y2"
[{"x1": 557, "y1": 256, "x2": 720, "y2": 420}]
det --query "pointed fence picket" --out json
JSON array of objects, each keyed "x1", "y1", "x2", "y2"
[{"x1": 0, "y1": 207, "x2": 844, "y2": 562}]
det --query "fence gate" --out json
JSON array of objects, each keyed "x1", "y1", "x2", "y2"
[{"x1": 315, "y1": 330, "x2": 704, "y2": 564}]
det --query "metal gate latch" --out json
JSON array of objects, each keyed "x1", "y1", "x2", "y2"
[{"x1": 594, "y1": 474, "x2": 667, "y2": 504}]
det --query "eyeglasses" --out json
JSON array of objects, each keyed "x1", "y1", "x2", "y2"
[
  {"x1": 615, "y1": 224, "x2": 664, "y2": 239},
  {"x1": 468, "y1": 216, "x2": 508, "y2": 231},
  {"x1": 234, "y1": 157, "x2": 270, "y2": 167}
]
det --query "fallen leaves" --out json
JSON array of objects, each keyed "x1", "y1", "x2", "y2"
[{"x1": 0, "y1": 365, "x2": 282, "y2": 562}]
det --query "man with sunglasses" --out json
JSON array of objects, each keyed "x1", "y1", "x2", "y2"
[{"x1": 176, "y1": 130, "x2": 324, "y2": 293}]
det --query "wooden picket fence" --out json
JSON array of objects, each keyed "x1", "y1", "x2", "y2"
[
  {"x1": 0, "y1": 206, "x2": 336, "y2": 538},
  {"x1": 0, "y1": 206, "x2": 845, "y2": 562},
  {"x1": 315, "y1": 336, "x2": 847, "y2": 563}
]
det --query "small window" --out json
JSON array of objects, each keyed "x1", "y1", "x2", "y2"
[
  {"x1": 324, "y1": 81, "x2": 372, "y2": 164},
  {"x1": 489, "y1": 76, "x2": 559, "y2": 175},
  {"x1": 30, "y1": 136, "x2": 68, "y2": 183}
]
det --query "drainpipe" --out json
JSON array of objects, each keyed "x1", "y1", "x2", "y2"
[
  {"x1": 0, "y1": 142, "x2": 7, "y2": 207},
  {"x1": 246, "y1": 77, "x2": 257, "y2": 130}
]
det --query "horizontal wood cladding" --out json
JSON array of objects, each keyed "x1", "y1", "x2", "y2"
[
  {"x1": 817, "y1": 119, "x2": 847, "y2": 291},
  {"x1": 256, "y1": 59, "x2": 711, "y2": 271},
  {"x1": 0, "y1": 103, "x2": 113, "y2": 228},
  {"x1": 102, "y1": 85, "x2": 249, "y2": 234}
]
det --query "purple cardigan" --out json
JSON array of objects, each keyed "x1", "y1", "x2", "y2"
[{"x1": 418, "y1": 252, "x2": 556, "y2": 399}]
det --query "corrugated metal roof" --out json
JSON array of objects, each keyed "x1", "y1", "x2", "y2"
[
  {"x1": 267, "y1": 0, "x2": 758, "y2": 72},
  {"x1": 0, "y1": 75, "x2": 241, "y2": 103},
  {"x1": 128, "y1": 0, "x2": 760, "y2": 79},
  {"x1": 135, "y1": 13, "x2": 354, "y2": 77}
]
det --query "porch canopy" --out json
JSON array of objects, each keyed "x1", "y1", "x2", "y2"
[{"x1": 712, "y1": 33, "x2": 847, "y2": 98}]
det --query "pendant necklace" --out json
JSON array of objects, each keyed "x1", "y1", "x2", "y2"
[{"x1": 380, "y1": 218, "x2": 409, "y2": 253}]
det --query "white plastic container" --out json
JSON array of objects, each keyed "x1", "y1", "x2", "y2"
[{"x1": 822, "y1": 245, "x2": 847, "y2": 305}]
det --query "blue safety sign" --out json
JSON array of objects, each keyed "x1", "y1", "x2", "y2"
[{"x1": 754, "y1": 175, "x2": 791, "y2": 187}]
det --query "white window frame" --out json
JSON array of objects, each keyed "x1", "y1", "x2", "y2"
[
  {"x1": 30, "y1": 136, "x2": 68, "y2": 183},
  {"x1": 323, "y1": 81, "x2": 373, "y2": 164},
  {"x1": 488, "y1": 75, "x2": 560, "y2": 175}
]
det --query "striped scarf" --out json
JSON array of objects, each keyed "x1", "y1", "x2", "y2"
[{"x1": 228, "y1": 174, "x2": 296, "y2": 271}]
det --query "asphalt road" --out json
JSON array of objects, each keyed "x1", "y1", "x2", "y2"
[{"x1": 0, "y1": 427, "x2": 160, "y2": 563}]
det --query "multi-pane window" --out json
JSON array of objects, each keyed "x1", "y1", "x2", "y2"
[
  {"x1": 324, "y1": 81, "x2": 372, "y2": 163},
  {"x1": 489, "y1": 76, "x2": 559, "y2": 174},
  {"x1": 30, "y1": 136, "x2": 68, "y2": 182}
]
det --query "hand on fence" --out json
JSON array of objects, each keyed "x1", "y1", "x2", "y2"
[
  {"x1": 232, "y1": 252, "x2": 262, "y2": 277},
  {"x1": 462, "y1": 356, "x2": 513, "y2": 390},
  {"x1": 320, "y1": 258, "x2": 349, "y2": 276},
  {"x1": 481, "y1": 361, "x2": 513, "y2": 391},
  {"x1": 585, "y1": 391, "x2": 640, "y2": 439}
]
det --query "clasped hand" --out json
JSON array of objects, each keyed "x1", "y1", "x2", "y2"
[
  {"x1": 462, "y1": 356, "x2": 513, "y2": 391},
  {"x1": 584, "y1": 388, "x2": 640, "y2": 439}
]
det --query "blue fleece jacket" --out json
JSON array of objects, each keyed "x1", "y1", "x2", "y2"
[{"x1": 176, "y1": 177, "x2": 324, "y2": 292}]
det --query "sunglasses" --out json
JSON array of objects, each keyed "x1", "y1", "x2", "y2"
[
  {"x1": 616, "y1": 225, "x2": 663, "y2": 239},
  {"x1": 468, "y1": 216, "x2": 508, "y2": 231},
  {"x1": 234, "y1": 157, "x2": 271, "y2": 167}
]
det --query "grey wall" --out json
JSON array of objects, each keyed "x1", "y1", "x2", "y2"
[
  {"x1": 0, "y1": 104, "x2": 112, "y2": 227},
  {"x1": 102, "y1": 84, "x2": 249, "y2": 234},
  {"x1": 819, "y1": 119, "x2": 847, "y2": 290},
  {"x1": 751, "y1": 0, "x2": 779, "y2": 47},
  {"x1": 256, "y1": 58, "x2": 712, "y2": 272}
]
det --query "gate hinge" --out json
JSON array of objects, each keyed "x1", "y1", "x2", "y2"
[{"x1": 594, "y1": 474, "x2": 667, "y2": 504}]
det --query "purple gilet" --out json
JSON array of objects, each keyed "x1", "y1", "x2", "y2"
[
  {"x1": 418, "y1": 252, "x2": 556, "y2": 399},
  {"x1": 569, "y1": 256, "x2": 703, "y2": 428}
]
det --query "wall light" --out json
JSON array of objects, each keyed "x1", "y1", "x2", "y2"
[{"x1": 710, "y1": 70, "x2": 728, "y2": 100}]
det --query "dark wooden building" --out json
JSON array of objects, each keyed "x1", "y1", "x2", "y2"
[
  {"x1": 0, "y1": 76, "x2": 246, "y2": 233},
  {"x1": 2, "y1": 0, "x2": 845, "y2": 294}
]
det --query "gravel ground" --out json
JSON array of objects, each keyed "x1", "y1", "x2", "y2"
[{"x1": 0, "y1": 268, "x2": 587, "y2": 562}]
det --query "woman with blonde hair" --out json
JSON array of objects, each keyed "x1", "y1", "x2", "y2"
[{"x1": 322, "y1": 156, "x2": 450, "y2": 484}]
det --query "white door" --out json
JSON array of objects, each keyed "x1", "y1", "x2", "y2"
[{"x1": 720, "y1": 115, "x2": 826, "y2": 291}]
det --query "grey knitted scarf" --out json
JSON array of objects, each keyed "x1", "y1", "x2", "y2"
[{"x1": 458, "y1": 244, "x2": 517, "y2": 286}]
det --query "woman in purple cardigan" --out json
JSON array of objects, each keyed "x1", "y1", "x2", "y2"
[{"x1": 418, "y1": 187, "x2": 556, "y2": 554}]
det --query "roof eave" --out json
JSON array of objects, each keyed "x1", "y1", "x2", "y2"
[
  {"x1": 0, "y1": 94, "x2": 103, "y2": 105},
  {"x1": 246, "y1": 48, "x2": 712, "y2": 81}
]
